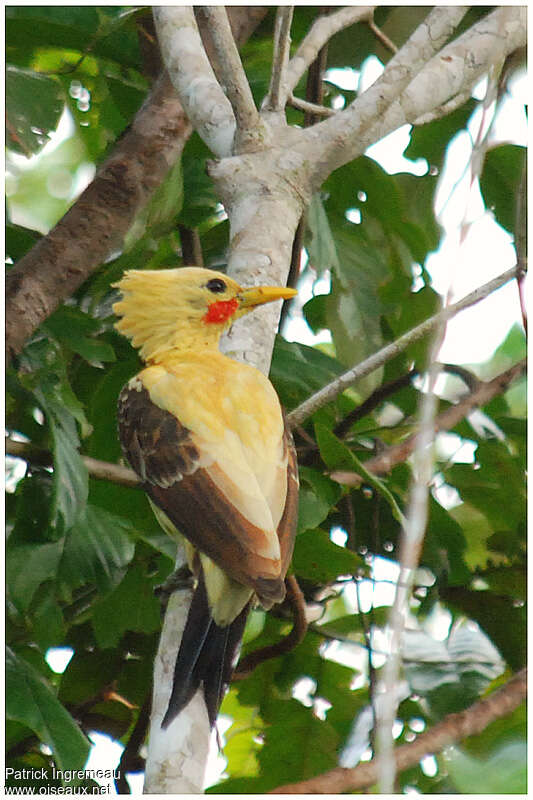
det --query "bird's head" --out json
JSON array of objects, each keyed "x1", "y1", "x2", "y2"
[{"x1": 113, "y1": 267, "x2": 297, "y2": 361}]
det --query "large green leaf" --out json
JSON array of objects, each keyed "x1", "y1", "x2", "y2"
[
  {"x1": 92, "y1": 563, "x2": 161, "y2": 648},
  {"x1": 297, "y1": 466, "x2": 342, "y2": 534},
  {"x1": 442, "y1": 586, "x2": 526, "y2": 670},
  {"x1": 258, "y1": 702, "x2": 339, "y2": 788},
  {"x1": 6, "y1": 6, "x2": 141, "y2": 71},
  {"x1": 58, "y1": 504, "x2": 135, "y2": 596},
  {"x1": 6, "y1": 648, "x2": 90, "y2": 773},
  {"x1": 45, "y1": 308, "x2": 116, "y2": 364},
  {"x1": 7, "y1": 540, "x2": 64, "y2": 614},
  {"x1": 293, "y1": 529, "x2": 361, "y2": 583}
]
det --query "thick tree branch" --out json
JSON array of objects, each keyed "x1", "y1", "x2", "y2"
[
  {"x1": 286, "y1": 6, "x2": 375, "y2": 94},
  {"x1": 6, "y1": 73, "x2": 191, "y2": 365},
  {"x1": 331, "y1": 358, "x2": 526, "y2": 486},
  {"x1": 306, "y1": 6, "x2": 526, "y2": 184},
  {"x1": 287, "y1": 265, "x2": 519, "y2": 427},
  {"x1": 264, "y1": 6, "x2": 294, "y2": 111},
  {"x1": 153, "y1": 6, "x2": 235, "y2": 158},
  {"x1": 271, "y1": 668, "x2": 527, "y2": 793},
  {"x1": 196, "y1": 6, "x2": 264, "y2": 152}
]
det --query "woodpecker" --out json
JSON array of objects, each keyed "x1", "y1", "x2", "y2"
[{"x1": 113, "y1": 267, "x2": 298, "y2": 727}]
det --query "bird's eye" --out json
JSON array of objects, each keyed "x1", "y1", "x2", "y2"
[{"x1": 206, "y1": 278, "x2": 227, "y2": 294}]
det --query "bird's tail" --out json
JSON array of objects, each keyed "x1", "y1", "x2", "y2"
[{"x1": 161, "y1": 572, "x2": 250, "y2": 728}]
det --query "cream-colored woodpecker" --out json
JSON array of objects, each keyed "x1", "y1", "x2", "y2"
[{"x1": 113, "y1": 267, "x2": 298, "y2": 727}]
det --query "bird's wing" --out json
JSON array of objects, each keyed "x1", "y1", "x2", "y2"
[{"x1": 117, "y1": 375, "x2": 289, "y2": 607}]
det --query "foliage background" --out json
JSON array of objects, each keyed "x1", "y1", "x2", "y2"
[{"x1": 5, "y1": 6, "x2": 526, "y2": 794}]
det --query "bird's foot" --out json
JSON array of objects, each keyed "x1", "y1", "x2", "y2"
[{"x1": 155, "y1": 565, "x2": 194, "y2": 608}]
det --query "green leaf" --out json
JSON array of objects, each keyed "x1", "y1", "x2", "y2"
[
  {"x1": 447, "y1": 742, "x2": 526, "y2": 794},
  {"x1": 405, "y1": 99, "x2": 476, "y2": 169},
  {"x1": 32, "y1": 586, "x2": 66, "y2": 651},
  {"x1": 92, "y1": 564, "x2": 161, "y2": 648},
  {"x1": 59, "y1": 648, "x2": 122, "y2": 706},
  {"x1": 58, "y1": 504, "x2": 135, "y2": 596},
  {"x1": 6, "y1": 66, "x2": 64, "y2": 156},
  {"x1": 402, "y1": 622, "x2": 504, "y2": 719},
  {"x1": 270, "y1": 336, "x2": 344, "y2": 411},
  {"x1": 306, "y1": 193, "x2": 340, "y2": 274},
  {"x1": 442, "y1": 586, "x2": 526, "y2": 670},
  {"x1": 297, "y1": 466, "x2": 342, "y2": 534},
  {"x1": 124, "y1": 157, "x2": 184, "y2": 248},
  {"x1": 7, "y1": 540, "x2": 64, "y2": 614},
  {"x1": 5, "y1": 221, "x2": 39, "y2": 261},
  {"x1": 315, "y1": 422, "x2": 357, "y2": 472},
  {"x1": 6, "y1": 6, "x2": 141, "y2": 71},
  {"x1": 45, "y1": 308, "x2": 116, "y2": 364},
  {"x1": 480, "y1": 144, "x2": 526, "y2": 233},
  {"x1": 258, "y1": 702, "x2": 339, "y2": 787},
  {"x1": 6, "y1": 648, "x2": 90, "y2": 773},
  {"x1": 293, "y1": 529, "x2": 361, "y2": 583},
  {"x1": 48, "y1": 422, "x2": 89, "y2": 534}
]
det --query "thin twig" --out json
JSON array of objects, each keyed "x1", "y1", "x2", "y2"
[
  {"x1": 288, "y1": 94, "x2": 336, "y2": 117},
  {"x1": 265, "y1": 7, "x2": 294, "y2": 111},
  {"x1": 514, "y1": 161, "x2": 527, "y2": 334},
  {"x1": 115, "y1": 696, "x2": 151, "y2": 793},
  {"x1": 368, "y1": 18, "x2": 398, "y2": 54},
  {"x1": 6, "y1": 437, "x2": 140, "y2": 488},
  {"x1": 287, "y1": 265, "x2": 519, "y2": 427},
  {"x1": 178, "y1": 224, "x2": 204, "y2": 267},
  {"x1": 270, "y1": 668, "x2": 527, "y2": 793},
  {"x1": 330, "y1": 358, "x2": 526, "y2": 486},
  {"x1": 334, "y1": 369, "x2": 419, "y2": 438}
]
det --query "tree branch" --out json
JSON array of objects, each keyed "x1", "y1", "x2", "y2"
[
  {"x1": 5, "y1": 437, "x2": 140, "y2": 487},
  {"x1": 330, "y1": 358, "x2": 527, "y2": 486},
  {"x1": 288, "y1": 95, "x2": 336, "y2": 118},
  {"x1": 412, "y1": 90, "x2": 472, "y2": 126},
  {"x1": 6, "y1": 72, "x2": 192, "y2": 365},
  {"x1": 306, "y1": 6, "x2": 525, "y2": 184},
  {"x1": 287, "y1": 265, "x2": 519, "y2": 427},
  {"x1": 264, "y1": 7, "x2": 294, "y2": 111},
  {"x1": 270, "y1": 668, "x2": 527, "y2": 793},
  {"x1": 286, "y1": 6, "x2": 375, "y2": 95},
  {"x1": 153, "y1": 6, "x2": 236, "y2": 158},
  {"x1": 196, "y1": 6, "x2": 264, "y2": 151}
]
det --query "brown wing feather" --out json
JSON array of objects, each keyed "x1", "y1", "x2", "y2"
[{"x1": 118, "y1": 380, "x2": 291, "y2": 606}]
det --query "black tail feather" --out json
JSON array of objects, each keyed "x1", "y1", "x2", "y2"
[{"x1": 161, "y1": 573, "x2": 250, "y2": 728}]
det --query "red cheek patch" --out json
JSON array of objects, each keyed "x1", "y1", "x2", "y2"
[{"x1": 203, "y1": 297, "x2": 239, "y2": 324}]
